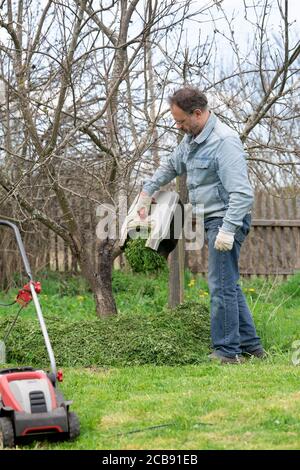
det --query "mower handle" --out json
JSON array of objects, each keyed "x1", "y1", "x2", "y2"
[
  {"x1": 0, "y1": 219, "x2": 57, "y2": 377},
  {"x1": 0, "y1": 220, "x2": 32, "y2": 279}
]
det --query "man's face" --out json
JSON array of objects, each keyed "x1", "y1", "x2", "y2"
[{"x1": 170, "y1": 104, "x2": 203, "y2": 136}]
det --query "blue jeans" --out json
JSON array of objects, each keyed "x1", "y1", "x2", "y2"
[{"x1": 204, "y1": 214, "x2": 262, "y2": 357}]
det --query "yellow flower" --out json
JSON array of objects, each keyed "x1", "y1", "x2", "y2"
[
  {"x1": 199, "y1": 289, "x2": 208, "y2": 295},
  {"x1": 249, "y1": 288, "x2": 256, "y2": 292},
  {"x1": 188, "y1": 279, "x2": 196, "y2": 288},
  {"x1": 77, "y1": 296, "x2": 85, "y2": 302}
]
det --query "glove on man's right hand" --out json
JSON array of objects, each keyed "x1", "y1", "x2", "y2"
[{"x1": 135, "y1": 192, "x2": 152, "y2": 219}]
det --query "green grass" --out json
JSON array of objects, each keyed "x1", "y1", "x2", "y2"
[
  {"x1": 19, "y1": 361, "x2": 300, "y2": 450},
  {"x1": 0, "y1": 270, "x2": 169, "y2": 320},
  {"x1": 184, "y1": 270, "x2": 300, "y2": 353},
  {"x1": 1, "y1": 269, "x2": 300, "y2": 449},
  {"x1": 0, "y1": 302, "x2": 211, "y2": 367}
]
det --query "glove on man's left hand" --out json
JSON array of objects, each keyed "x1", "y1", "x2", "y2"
[{"x1": 214, "y1": 227, "x2": 234, "y2": 251}]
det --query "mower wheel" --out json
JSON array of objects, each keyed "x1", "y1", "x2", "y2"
[
  {"x1": 0, "y1": 417, "x2": 15, "y2": 448},
  {"x1": 67, "y1": 411, "x2": 80, "y2": 440}
]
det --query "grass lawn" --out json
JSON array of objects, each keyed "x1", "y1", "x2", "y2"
[
  {"x1": 26, "y1": 360, "x2": 300, "y2": 450},
  {"x1": 1, "y1": 270, "x2": 300, "y2": 450}
]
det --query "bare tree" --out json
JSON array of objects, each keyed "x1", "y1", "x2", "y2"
[
  {"x1": 0, "y1": 0, "x2": 298, "y2": 315},
  {"x1": 208, "y1": 0, "x2": 300, "y2": 192},
  {"x1": 153, "y1": 0, "x2": 299, "y2": 192},
  {"x1": 0, "y1": 0, "x2": 210, "y2": 315}
]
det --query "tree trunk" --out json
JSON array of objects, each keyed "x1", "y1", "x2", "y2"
[{"x1": 79, "y1": 238, "x2": 117, "y2": 317}]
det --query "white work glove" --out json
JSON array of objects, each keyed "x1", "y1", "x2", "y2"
[
  {"x1": 127, "y1": 192, "x2": 153, "y2": 231},
  {"x1": 135, "y1": 192, "x2": 152, "y2": 219},
  {"x1": 214, "y1": 227, "x2": 235, "y2": 251}
]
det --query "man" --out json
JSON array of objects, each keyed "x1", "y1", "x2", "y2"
[{"x1": 134, "y1": 86, "x2": 264, "y2": 364}]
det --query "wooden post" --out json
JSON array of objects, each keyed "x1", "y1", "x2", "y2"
[
  {"x1": 168, "y1": 175, "x2": 187, "y2": 308},
  {"x1": 168, "y1": 242, "x2": 181, "y2": 308}
]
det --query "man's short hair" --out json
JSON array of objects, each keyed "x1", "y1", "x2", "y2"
[{"x1": 168, "y1": 86, "x2": 208, "y2": 114}]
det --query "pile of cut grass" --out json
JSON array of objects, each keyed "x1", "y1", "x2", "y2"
[{"x1": 0, "y1": 301, "x2": 210, "y2": 368}]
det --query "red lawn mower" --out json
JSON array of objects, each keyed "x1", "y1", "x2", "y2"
[{"x1": 0, "y1": 220, "x2": 80, "y2": 448}]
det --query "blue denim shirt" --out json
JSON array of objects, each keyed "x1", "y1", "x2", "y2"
[{"x1": 143, "y1": 112, "x2": 254, "y2": 233}]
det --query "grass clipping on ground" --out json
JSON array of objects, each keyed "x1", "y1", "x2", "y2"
[{"x1": 0, "y1": 302, "x2": 210, "y2": 367}]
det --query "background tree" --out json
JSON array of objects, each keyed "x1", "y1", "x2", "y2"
[
  {"x1": 0, "y1": 0, "x2": 299, "y2": 314},
  {"x1": 0, "y1": 0, "x2": 211, "y2": 315}
]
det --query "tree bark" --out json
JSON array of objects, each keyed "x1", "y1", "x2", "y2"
[{"x1": 78, "y1": 238, "x2": 117, "y2": 317}]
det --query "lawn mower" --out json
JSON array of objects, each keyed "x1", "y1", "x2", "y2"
[{"x1": 0, "y1": 220, "x2": 80, "y2": 448}]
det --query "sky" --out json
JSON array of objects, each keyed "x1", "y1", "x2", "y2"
[
  {"x1": 0, "y1": 0, "x2": 299, "y2": 104},
  {"x1": 0, "y1": 0, "x2": 299, "y2": 40},
  {"x1": 183, "y1": 0, "x2": 299, "y2": 56},
  {"x1": 0, "y1": 1, "x2": 299, "y2": 55}
]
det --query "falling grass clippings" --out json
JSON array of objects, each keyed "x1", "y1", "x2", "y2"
[{"x1": 124, "y1": 238, "x2": 167, "y2": 273}]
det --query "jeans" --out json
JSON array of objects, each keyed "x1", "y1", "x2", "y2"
[{"x1": 204, "y1": 213, "x2": 262, "y2": 357}]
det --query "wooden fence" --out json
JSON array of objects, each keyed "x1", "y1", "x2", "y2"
[
  {"x1": 47, "y1": 191, "x2": 300, "y2": 278},
  {"x1": 187, "y1": 218, "x2": 300, "y2": 278},
  {"x1": 187, "y1": 191, "x2": 300, "y2": 278},
  {"x1": 1, "y1": 191, "x2": 300, "y2": 284}
]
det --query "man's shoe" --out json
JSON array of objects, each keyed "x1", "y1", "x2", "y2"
[
  {"x1": 242, "y1": 348, "x2": 267, "y2": 359},
  {"x1": 208, "y1": 351, "x2": 245, "y2": 364}
]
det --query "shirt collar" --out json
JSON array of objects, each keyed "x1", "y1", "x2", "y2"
[{"x1": 192, "y1": 111, "x2": 217, "y2": 144}]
